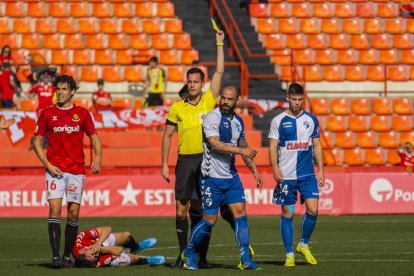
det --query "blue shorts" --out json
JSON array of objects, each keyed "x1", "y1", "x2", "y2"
[
  {"x1": 273, "y1": 175, "x2": 319, "y2": 206},
  {"x1": 200, "y1": 175, "x2": 246, "y2": 215}
]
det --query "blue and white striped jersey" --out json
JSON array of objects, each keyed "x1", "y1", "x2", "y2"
[{"x1": 268, "y1": 111, "x2": 320, "y2": 180}]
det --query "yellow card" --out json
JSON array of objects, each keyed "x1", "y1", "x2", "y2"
[{"x1": 211, "y1": 18, "x2": 219, "y2": 32}]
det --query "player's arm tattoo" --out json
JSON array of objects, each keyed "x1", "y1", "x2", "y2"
[
  {"x1": 238, "y1": 139, "x2": 257, "y2": 173},
  {"x1": 208, "y1": 136, "x2": 242, "y2": 155}
]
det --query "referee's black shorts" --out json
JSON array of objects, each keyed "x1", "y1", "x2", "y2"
[{"x1": 175, "y1": 154, "x2": 202, "y2": 201}]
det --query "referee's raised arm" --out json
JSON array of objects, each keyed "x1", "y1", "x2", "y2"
[{"x1": 210, "y1": 30, "x2": 225, "y2": 99}]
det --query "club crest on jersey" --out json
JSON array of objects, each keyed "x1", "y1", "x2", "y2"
[
  {"x1": 303, "y1": 121, "x2": 310, "y2": 129},
  {"x1": 72, "y1": 114, "x2": 80, "y2": 122},
  {"x1": 286, "y1": 141, "x2": 309, "y2": 151},
  {"x1": 199, "y1": 112, "x2": 206, "y2": 122}
]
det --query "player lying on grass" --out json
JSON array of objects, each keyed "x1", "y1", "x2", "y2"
[{"x1": 73, "y1": 226, "x2": 166, "y2": 268}]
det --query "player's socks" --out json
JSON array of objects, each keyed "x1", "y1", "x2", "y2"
[
  {"x1": 63, "y1": 220, "x2": 78, "y2": 259},
  {"x1": 176, "y1": 218, "x2": 189, "y2": 254},
  {"x1": 125, "y1": 235, "x2": 139, "y2": 252},
  {"x1": 280, "y1": 215, "x2": 294, "y2": 254},
  {"x1": 220, "y1": 205, "x2": 236, "y2": 231},
  {"x1": 185, "y1": 218, "x2": 214, "y2": 256},
  {"x1": 189, "y1": 207, "x2": 211, "y2": 262},
  {"x1": 300, "y1": 212, "x2": 317, "y2": 245},
  {"x1": 48, "y1": 218, "x2": 61, "y2": 258},
  {"x1": 234, "y1": 216, "x2": 250, "y2": 263}
]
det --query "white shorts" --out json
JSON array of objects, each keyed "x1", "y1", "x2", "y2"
[
  {"x1": 101, "y1": 234, "x2": 131, "y2": 267},
  {"x1": 45, "y1": 172, "x2": 85, "y2": 204}
]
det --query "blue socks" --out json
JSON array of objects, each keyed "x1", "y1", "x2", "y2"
[
  {"x1": 234, "y1": 216, "x2": 250, "y2": 263},
  {"x1": 300, "y1": 212, "x2": 318, "y2": 245},
  {"x1": 280, "y1": 215, "x2": 294, "y2": 254},
  {"x1": 185, "y1": 218, "x2": 214, "y2": 256}
]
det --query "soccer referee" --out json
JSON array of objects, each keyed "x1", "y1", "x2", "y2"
[{"x1": 161, "y1": 29, "x2": 225, "y2": 267}]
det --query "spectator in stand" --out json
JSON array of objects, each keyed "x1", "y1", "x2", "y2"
[
  {"x1": 27, "y1": 73, "x2": 56, "y2": 113},
  {"x1": 400, "y1": 1, "x2": 414, "y2": 17},
  {"x1": 398, "y1": 141, "x2": 414, "y2": 173},
  {"x1": 0, "y1": 62, "x2": 21, "y2": 108},
  {"x1": 1, "y1": 45, "x2": 21, "y2": 92},
  {"x1": 144, "y1": 57, "x2": 167, "y2": 107},
  {"x1": 92, "y1": 79, "x2": 112, "y2": 111}
]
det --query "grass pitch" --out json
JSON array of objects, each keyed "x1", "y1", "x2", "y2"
[{"x1": 0, "y1": 215, "x2": 413, "y2": 275}]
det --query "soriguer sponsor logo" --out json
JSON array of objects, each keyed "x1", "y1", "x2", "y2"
[{"x1": 53, "y1": 125, "x2": 80, "y2": 133}]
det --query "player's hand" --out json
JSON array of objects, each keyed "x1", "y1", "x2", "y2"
[
  {"x1": 216, "y1": 29, "x2": 225, "y2": 43},
  {"x1": 317, "y1": 171, "x2": 325, "y2": 187},
  {"x1": 91, "y1": 156, "x2": 102, "y2": 174},
  {"x1": 91, "y1": 243, "x2": 101, "y2": 255},
  {"x1": 253, "y1": 171, "x2": 263, "y2": 189},
  {"x1": 240, "y1": 147, "x2": 257, "y2": 159},
  {"x1": 0, "y1": 117, "x2": 15, "y2": 129},
  {"x1": 273, "y1": 166, "x2": 283, "y2": 182},
  {"x1": 162, "y1": 163, "x2": 170, "y2": 183},
  {"x1": 47, "y1": 164, "x2": 63, "y2": 177}
]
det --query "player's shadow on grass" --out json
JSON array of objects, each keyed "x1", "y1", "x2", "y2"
[
  {"x1": 24, "y1": 263, "x2": 52, "y2": 268},
  {"x1": 165, "y1": 262, "x2": 235, "y2": 270},
  {"x1": 257, "y1": 260, "x2": 308, "y2": 266}
]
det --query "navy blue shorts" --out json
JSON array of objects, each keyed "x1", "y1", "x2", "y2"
[{"x1": 273, "y1": 175, "x2": 319, "y2": 206}]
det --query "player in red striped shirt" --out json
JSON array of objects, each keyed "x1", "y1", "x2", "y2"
[
  {"x1": 398, "y1": 141, "x2": 414, "y2": 173},
  {"x1": 27, "y1": 73, "x2": 56, "y2": 113},
  {"x1": 33, "y1": 75, "x2": 102, "y2": 269}
]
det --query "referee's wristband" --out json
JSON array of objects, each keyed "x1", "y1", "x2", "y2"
[{"x1": 217, "y1": 42, "x2": 224, "y2": 46}]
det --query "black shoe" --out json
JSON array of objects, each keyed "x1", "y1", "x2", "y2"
[
  {"x1": 173, "y1": 256, "x2": 184, "y2": 268},
  {"x1": 198, "y1": 260, "x2": 213, "y2": 269},
  {"x1": 61, "y1": 256, "x2": 74, "y2": 268},
  {"x1": 51, "y1": 256, "x2": 62, "y2": 269}
]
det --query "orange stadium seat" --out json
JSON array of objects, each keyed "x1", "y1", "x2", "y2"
[
  {"x1": 356, "y1": 131, "x2": 377, "y2": 148},
  {"x1": 351, "y1": 98, "x2": 371, "y2": 115},
  {"x1": 287, "y1": 34, "x2": 306, "y2": 49},
  {"x1": 359, "y1": 49, "x2": 378, "y2": 65},
  {"x1": 94, "y1": 50, "x2": 113, "y2": 64},
  {"x1": 136, "y1": 3, "x2": 154, "y2": 18},
  {"x1": 310, "y1": 98, "x2": 329, "y2": 115},
  {"x1": 379, "y1": 49, "x2": 398, "y2": 64},
  {"x1": 331, "y1": 98, "x2": 350, "y2": 115},
  {"x1": 379, "y1": 131, "x2": 398, "y2": 149},
  {"x1": 21, "y1": 34, "x2": 40, "y2": 49},
  {"x1": 365, "y1": 149, "x2": 385, "y2": 165},
  {"x1": 278, "y1": 19, "x2": 298, "y2": 34},
  {"x1": 385, "y1": 19, "x2": 404, "y2": 34},
  {"x1": 364, "y1": 19, "x2": 382, "y2": 34},
  {"x1": 72, "y1": 99, "x2": 91, "y2": 110},
  {"x1": 337, "y1": 49, "x2": 358, "y2": 64},
  {"x1": 20, "y1": 99, "x2": 37, "y2": 111},
  {"x1": 121, "y1": 19, "x2": 141, "y2": 34},
  {"x1": 130, "y1": 34, "x2": 150, "y2": 49},
  {"x1": 366, "y1": 65, "x2": 385, "y2": 81},
  {"x1": 293, "y1": 49, "x2": 313, "y2": 64},
  {"x1": 292, "y1": 3, "x2": 311, "y2": 18},
  {"x1": 49, "y1": 3, "x2": 68, "y2": 17},
  {"x1": 321, "y1": 19, "x2": 340, "y2": 34},
  {"x1": 388, "y1": 66, "x2": 408, "y2": 81},
  {"x1": 272, "y1": 50, "x2": 292, "y2": 65},
  {"x1": 112, "y1": 98, "x2": 132, "y2": 109},
  {"x1": 335, "y1": 3, "x2": 353, "y2": 18},
  {"x1": 51, "y1": 50, "x2": 69, "y2": 65},
  {"x1": 0, "y1": 20, "x2": 10, "y2": 34},
  {"x1": 392, "y1": 116, "x2": 412, "y2": 131},
  {"x1": 387, "y1": 150, "x2": 401, "y2": 165},
  {"x1": 70, "y1": 3, "x2": 89, "y2": 17},
  {"x1": 102, "y1": 67, "x2": 122, "y2": 82},
  {"x1": 321, "y1": 131, "x2": 334, "y2": 149},
  {"x1": 173, "y1": 33, "x2": 192, "y2": 50},
  {"x1": 157, "y1": 3, "x2": 175, "y2": 18},
  {"x1": 308, "y1": 34, "x2": 327, "y2": 49},
  {"x1": 377, "y1": 3, "x2": 397, "y2": 18},
  {"x1": 115, "y1": 50, "x2": 133, "y2": 64},
  {"x1": 81, "y1": 66, "x2": 99, "y2": 82},
  {"x1": 270, "y1": 3, "x2": 289, "y2": 18},
  {"x1": 411, "y1": 66, "x2": 414, "y2": 80},
  {"x1": 124, "y1": 66, "x2": 143, "y2": 82},
  {"x1": 93, "y1": 3, "x2": 112, "y2": 18},
  {"x1": 65, "y1": 34, "x2": 84, "y2": 49},
  {"x1": 78, "y1": 19, "x2": 98, "y2": 34},
  {"x1": 181, "y1": 50, "x2": 199, "y2": 65},
  {"x1": 73, "y1": 50, "x2": 91, "y2": 64},
  {"x1": 315, "y1": 49, "x2": 335, "y2": 64},
  {"x1": 345, "y1": 65, "x2": 365, "y2": 81},
  {"x1": 56, "y1": 19, "x2": 75, "y2": 34},
  {"x1": 401, "y1": 49, "x2": 414, "y2": 64},
  {"x1": 323, "y1": 66, "x2": 343, "y2": 81},
  {"x1": 35, "y1": 19, "x2": 54, "y2": 34},
  {"x1": 327, "y1": 116, "x2": 347, "y2": 132},
  {"x1": 168, "y1": 66, "x2": 185, "y2": 82},
  {"x1": 407, "y1": 19, "x2": 414, "y2": 34},
  {"x1": 300, "y1": 19, "x2": 319, "y2": 34},
  {"x1": 151, "y1": 34, "x2": 170, "y2": 50},
  {"x1": 1, "y1": 34, "x2": 18, "y2": 49},
  {"x1": 28, "y1": 3, "x2": 47, "y2": 17},
  {"x1": 370, "y1": 115, "x2": 390, "y2": 131},
  {"x1": 100, "y1": 19, "x2": 118, "y2": 34},
  {"x1": 372, "y1": 34, "x2": 391, "y2": 49},
  {"x1": 165, "y1": 19, "x2": 183, "y2": 34},
  {"x1": 249, "y1": 3, "x2": 269, "y2": 18},
  {"x1": 313, "y1": 3, "x2": 333, "y2": 18},
  {"x1": 303, "y1": 65, "x2": 322, "y2": 81},
  {"x1": 343, "y1": 19, "x2": 362, "y2": 34},
  {"x1": 356, "y1": 3, "x2": 374, "y2": 17},
  {"x1": 256, "y1": 19, "x2": 276, "y2": 34},
  {"x1": 400, "y1": 131, "x2": 414, "y2": 144},
  {"x1": 335, "y1": 131, "x2": 355, "y2": 148},
  {"x1": 393, "y1": 98, "x2": 413, "y2": 115},
  {"x1": 394, "y1": 34, "x2": 412, "y2": 49},
  {"x1": 344, "y1": 148, "x2": 364, "y2": 166},
  {"x1": 43, "y1": 34, "x2": 61, "y2": 49},
  {"x1": 114, "y1": 3, "x2": 134, "y2": 18},
  {"x1": 324, "y1": 148, "x2": 342, "y2": 166},
  {"x1": 85, "y1": 34, "x2": 105, "y2": 49},
  {"x1": 159, "y1": 49, "x2": 178, "y2": 65},
  {"x1": 13, "y1": 19, "x2": 31, "y2": 34},
  {"x1": 108, "y1": 34, "x2": 128, "y2": 49},
  {"x1": 6, "y1": 3, "x2": 24, "y2": 17},
  {"x1": 329, "y1": 34, "x2": 347, "y2": 49},
  {"x1": 350, "y1": 34, "x2": 369, "y2": 49},
  {"x1": 348, "y1": 115, "x2": 369, "y2": 131},
  {"x1": 143, "y1": 19, "x2": 162, "y2": 34},
  {"x1": 372, "y1": 98, "x2": 392, "y2": 115}
]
